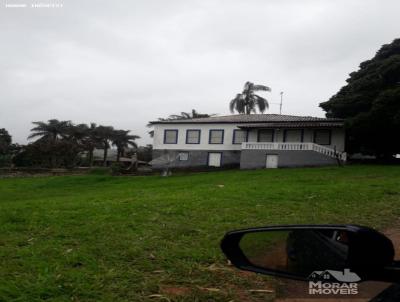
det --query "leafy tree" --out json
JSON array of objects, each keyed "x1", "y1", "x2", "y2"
[
  {"x1": 229, "y1": 81, "x2": 271, "y2": 114},
  {"x1": 0, "y1": 128, "x2": 12, "y2": 155},
  {"x1": 56, "y1": 140, "x2": 84, "y2": 168},
  {"x1": 12, "y1": 143, "x2": 47, "y2": 167},
  {"x1": 320, "y1": 38, "x2": 400, "y2": 157},
  {"x1": 0, "y1": 128, "x2": 13, "y2": 167},
  {"x1": 13, "y1": 140, "x2": 81, "y2": 168},
  {"x1": 111, "y1": 130, "x2": 140, "y2": 162}
]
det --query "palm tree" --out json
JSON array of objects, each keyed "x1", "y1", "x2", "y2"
[
  {"x1": 68, "y1": 123, "x2": 101, "y2": 167},
  {"x1": 111, "y1": 130, "x2": 140, "y2": 162},
  {"x1": 28, "y1": 119, "x2": 72, "y2": 142},
  {"x1": 95, "y1": 125, "x2": 115, "y2": 166},
  {"x1": 58, "y1": 123, "x2": 90, "y2": 167},
  {"x1": 65, "y1": 123, "x2": 89, "y2": 144},
  {"x1": 168, "y1": 109, "x2": 215, "y2": 120},
  {"x1": 147, "y1": 109, "x2": 214, "y2": 137},
  {"x1": 229, "y1": 82, "x2": 271, "y2": 114},
  {"x1": 28, "y1": 119, "x2": 72, "y2": 167},
  {"x1": 81, "y1": 123, "x2": 102, "y2": 167}
]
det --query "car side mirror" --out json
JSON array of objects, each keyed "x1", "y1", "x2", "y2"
[{"x1": 221, "y1": 225, "x2": 400, "y2": 283}]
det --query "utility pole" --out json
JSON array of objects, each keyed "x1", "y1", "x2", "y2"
[{"x1": 279, "y1": 91, "x2": 283, "y2": 115}]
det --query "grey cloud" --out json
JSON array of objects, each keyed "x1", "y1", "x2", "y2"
[{"x1": 1, "y1": 0, "x2": 399, "y2": 145}]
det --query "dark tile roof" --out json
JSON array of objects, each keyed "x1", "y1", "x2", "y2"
[{"x1": 149, "y1": 114, "x2": 343, "y2": 125}]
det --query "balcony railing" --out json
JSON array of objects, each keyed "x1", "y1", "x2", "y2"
[{"x1": 241, "y1": 142, "x2": 347, "y2": 161}]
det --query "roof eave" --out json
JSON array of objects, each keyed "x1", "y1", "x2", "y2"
[{"x1": 150, "y1": 120, "x2": 344, "y2": 125}]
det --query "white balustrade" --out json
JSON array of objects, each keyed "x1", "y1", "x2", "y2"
[{"x1": 241, "y1": 142, "x2": 346, "y2": 161}]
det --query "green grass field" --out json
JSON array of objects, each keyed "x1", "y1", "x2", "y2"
[{"x1": 1, "y1": 165, "x2": 400, "y2": 301}]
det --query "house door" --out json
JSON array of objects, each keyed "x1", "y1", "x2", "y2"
[
  {"x1": 266, "y1": 154, "x2": 278, "y2": 168},
  {"x1": 208, "y1": 152, "x2": 222, "y2": 167}
]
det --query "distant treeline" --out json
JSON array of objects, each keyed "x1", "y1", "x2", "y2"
[{"x1": 0, "y1": 120, "x2": 149, "y2": 169}]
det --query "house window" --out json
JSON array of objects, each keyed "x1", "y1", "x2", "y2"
[
  {"x1": 186, "y1": 130, "x2": 201, "y2": 144},
  {"x1": 233, "y1": 129, "x2": 247, "y2": 144},
  {"x1": 258, "y1": 129, "x2": 274, "y2": 142},
  {"x1": 178, "y1": 152, "x2": 189, "y2": 161},
  {"x1": 209, "y1": 130, "x2": 224, "y2": 144},
  {"x1": 284, "y1": 129, "x2": 303, "y2": 142},
  {"x1": 314, "y1": 129, "x2": 331, "y2": 145},
  {"x1": 164, "y1": 130, "x2": 178, "y2": 144}
]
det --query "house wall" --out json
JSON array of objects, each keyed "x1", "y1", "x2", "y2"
[
  {"x1": 153, "y1": 124, "x2": 243, "y2": 151},
  {"x1": 240, "y1": 150, "x2": 338, "y2": 169},
  {"x1": 152, "y1": 149, "x2": 241, "y2": 170},
  {"x1": 247, "y1": 128, "x2": 345, "y2": 152},
  {"x1": 153, "y1": 124, "x2": 345, "y2": 152}
]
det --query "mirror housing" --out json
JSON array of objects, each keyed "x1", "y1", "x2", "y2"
[{"x1": 221, "y1": 225, "x2": 399, "y2": 283}]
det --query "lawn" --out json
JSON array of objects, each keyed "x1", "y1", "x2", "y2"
[{"x1": 1, "y1": 165, "x2": 400, "y2": 301}]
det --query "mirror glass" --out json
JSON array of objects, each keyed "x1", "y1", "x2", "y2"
[{"x1": 239, "y1": 229, "x2": 351, "y2": 278}]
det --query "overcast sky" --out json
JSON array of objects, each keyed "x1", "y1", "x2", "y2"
[{"x1": 1, "y1": 0, "x2": 399, "y2": 145}]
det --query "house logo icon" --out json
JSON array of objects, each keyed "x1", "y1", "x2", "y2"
[
  {"x1": 308, "y1": 268, "x2": 361, "y2": 283},
  {"x1": 308, "y1": 269, "x2": 360, "y2": 295}
]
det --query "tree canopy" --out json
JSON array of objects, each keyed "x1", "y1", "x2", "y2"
[
  {"x1": 0, "y1": 128, "x2": 12, "y2": 155},
  {"x1": 320, "y1": 38, "x2": 400, "y2": 157},
  {"x1": 19, "y1": 120, "x2": 140, "y2": 168},
  {"x1": 29, "y1": 119, "x2": 72, "y2": 142}
]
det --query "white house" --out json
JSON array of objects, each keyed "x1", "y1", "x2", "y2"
[{"x1": 150, "y1": 114, "x2": 346, "y2": 169}]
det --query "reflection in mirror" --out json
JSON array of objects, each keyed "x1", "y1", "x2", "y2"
[{"x1": 239, "y1": 229, "x2": 351, "y2": 278}]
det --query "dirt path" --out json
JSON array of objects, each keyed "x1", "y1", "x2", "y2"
[{"x1": 274, "y1": 225, "x2": 400, "y2": 302}]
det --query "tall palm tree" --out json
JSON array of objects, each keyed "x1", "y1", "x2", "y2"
[
  {"x1": 111, "y1": 130, "x2": 140, "y2": 162},
  {"x1": 66, "y1": 123, "x2": 101, "y2": 167},
  {"x1": 229, "y1": 82, "x2": 271, "y2": 114},
  {"x1": 58, "y1": 123, "x2": 89, "y2": 168},
  {"x1": 81, "y1": 123, "x2": 102, "y2": 167},
  {"x1": 28, "y1": 119, "x2": 72, "y2": 142},
  {"x1": 28, "y1": 119, "x2": 72, "y2": 167},
  {"x1": 95, "y1": 125, "x2": 115, "y2": 166},
  {"x1": 65, "y1": 123, "x2": 89, "y2": 144}
]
